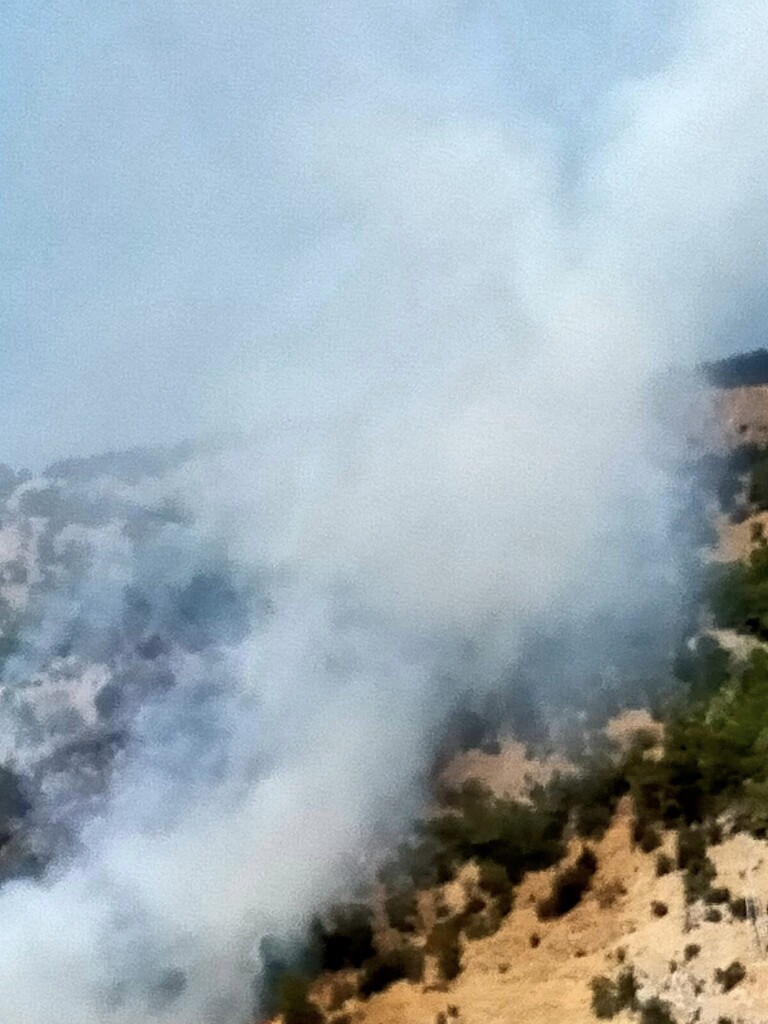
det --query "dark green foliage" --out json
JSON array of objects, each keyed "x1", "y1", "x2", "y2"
[
  {"x1": 709, "y1": 548, "x2": 768, "y2": 640},
  {"x1": 673, "y1": 637, "x2": 731, "y2": 705},
  {"x1": 656, "y1": 853, "x2": 674, "y2": 877},
  {"x1": 590, "y1": 976, "x2": 619, "y2": 1019},
  {"x1": 428, "y1": 918, "x2": 463, "y2": 982},
  {"x1": 311, "y1": 904, "x2": 376, "y2": 972},
  {"x1": 715, "y1": 961, "x2": 746, "y2": 993},
  {"x1": 422, "y1": 780, "x2": 568, "y2": 888},
  {"x1": 385, "y1": 887, "x2": 420, "y2": 933},
  {"x1": 705, "y1": 886, "x2": 730, "y2": 905},
  {"x1": 565, "y1": 757, "x2": 630, "y2": 839},
  {"x1": 590, "y1": 967, "x2": 638, "y2": 1019},
  {"x1": 625, "y1": 645, "x2": 768, "y2": 838},
  {"x1": 679, "y1": 833, "x2": 716, "y2": 905},
  {"x1": 638, "y1": 824, "x2": 662, "y2": 853},
  {"x1": 729, "y1": 896, "x2": 748, "y2": 920},
  {"x1": 477, "y1": 859, "x2": 514, "y2": 917},
  {"x1": 676, "y1": 826, "x2": 706, "y2": 871},
  {"x1": 537, "y1": 847, "x2": 598, "y2": 920},
  {"x1": 276, "y1": 974, "x2": 323, "y2": 1024},
  {"x1": 638, "y1": 997, "x2": 676, "y2": 1024},
  {"x1": 358, "y1": 944, "x2": 424, "y2": 997}
]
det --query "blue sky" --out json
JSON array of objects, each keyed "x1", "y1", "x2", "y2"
[{"x1": 1, "y1": 0, "x2": 766, "y2": 467}]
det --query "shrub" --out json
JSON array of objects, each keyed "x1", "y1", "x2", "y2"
[
  {"x1": 729, "y1": 896, "x2": 748, "y2": 920},
  {"x1": 311, "y1": 904, "x2": 376, "y2": 971},
  {"x1": 651, "y1": 901, "x2": 668, "y2": 918},
  {"x1": 615, "y1": 967, "x2": 638, "y2": 1012},
  {"x1": 705, "y1": 886, "x2": 730, "y2": 905},
  {"x1": 428, "y1": 918, "x2": 463, "y2": 983},
  {"x1": 422, "y1": 781, "x2": 568, "y2": 888},
  {"x1": 639, "y1": 824, "x2": 662, "y2": 853},
  {"x1": 684, "y1": 944, "x2": 701, "y2": 962},
  {"x1": 358, "y1": 945, "x2": 424, "y2": 998},
  {"x1": 638, "y1": 997, "x2": 676, "y2": 1024},
  {"x1": 276, "y1": 974, "x2": 323, "y2": 1024},
  {"x1": 656, "y1": 853, "x2": 674, "y2": 877},
  {"x1": 385, "y1": 888, "x2": 420, "y2": 933},
  {"x1": 477, "y1": 860, "x2": 514, "y2": 917},
  {"x1": 537, "y1": 847, "x2": 598, "y2": 920},
  {"x1": 715, "y1": 961, "x2": 746, "y2": 993},
  {"x1": 590, "y1": 967, "x2": 637, "y2": 1020},
  {"x1": 676, "y1": 826, "x2": 706, "y2": 871},
  {"x1": 590, "y1": 976, "x2": 619, "y2": 1019}
]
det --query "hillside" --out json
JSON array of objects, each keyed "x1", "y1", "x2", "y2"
[{"x1": 273, "y1": 383, "x2": 768, "y2": 1024}]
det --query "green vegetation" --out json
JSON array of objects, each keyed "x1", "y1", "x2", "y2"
[
  {"x1": 276, "y1": 974, "x2": 324, "y2": 1024},
  {"x1": 358, "y1": 944, "x2": 424, "y2": 997},
  {"x1": 427, "y1": 918, "x2": 462, "y2": 982},
  {"x1": 420, "y1": 779, "x2": 569, "y2": 888},
  {"x1": 714, "y1": 961, "x2": 746, "y2": 993},
  {"x1": 537, "y1": 847, "x2": 598, "y2": 920},
  {"x1": 590, "y1": 967, "x2": 638, "y2": 1018}
]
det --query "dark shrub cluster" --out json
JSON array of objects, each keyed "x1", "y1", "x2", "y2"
[
  {"x1": 537, "y1": 847, "x2": 598, "y2": 920},
  {"x1": 590, "y1": 967, "x2": 638, "y2": 1019},
  {"x1": 715, "y1": 961, "x2": 746, "y2": 994},
  {"x1": 358, "y1": 944, "x2": 424, "y2": 998}
]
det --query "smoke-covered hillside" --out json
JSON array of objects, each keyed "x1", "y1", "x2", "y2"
[{"x1": 0, "y1": 404, "x2": 695, "y2": 1023}]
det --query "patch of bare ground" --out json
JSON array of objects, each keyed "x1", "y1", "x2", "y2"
[{"x1": 440, "y1": 739, "x2": 572, "y2": 802}]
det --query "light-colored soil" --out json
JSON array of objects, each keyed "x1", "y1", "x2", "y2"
[{"x1": 440, "y1": 739, "x2": 572, "y2": 802}]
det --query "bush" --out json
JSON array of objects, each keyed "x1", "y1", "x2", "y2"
[
  {"x1": 477, "y1": 860, "x2": 514, "y2": 917},
  {"x1": 311, "y1": 904, "x2": 376, "y2": 971},
  {"x1": 639, "y1": 824, "x2": 662, "y2": 854},
  {"x1": 729, "y1": 896, "x2": 748, "y2": 920},
  {"x1": 656, "y1": 853, "x2": 674, "y2": 877},
  {"x1": 684, "y1": 944, "x2": 700, "y2": 962},
  {"x1": 428, "y1": 918, "x2": 463, "y2": 983},
  {"x1": 422, "y1": 781, "x2": 568, "y2": 888},
  {"x1": 651, "y1": 901, "x2": 668, "y2": 918},
  {"x1": 590, "y1": 976, "x2": 619, "y2": 1019},
  {"x1": 385, "y1": 888, "x2": 420, "y2": 933},
  {"x1": 276, "y1": 974, "x2": 323, "y2": 1024},
  {"x1": 590, "y1": 967, "x2": 637, "y2": 1019},
  {"x1": 358, "y1": 945, "x2": 424, "y2": 998},
  {"x1": 715, "y1": 961, "x2": 746, "y2": 993},
  {"x1": 638, "y1": 997, "x2": 676, "y2": 1024},
  {"x1": 537, "y1": 847, "x2": 598, "y2": 920},
  {"x1": 705, "y1": 886, "x2": 730, "y2": 905}
]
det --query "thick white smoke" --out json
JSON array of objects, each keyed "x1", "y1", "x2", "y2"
[{"x1": 0, "y1": 1, "x2": 767, "y2": 1022}]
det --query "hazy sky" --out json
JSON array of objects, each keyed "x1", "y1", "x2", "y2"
[{"x1": 1, "y1": 0, "x2": 766, "y2": 468}]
